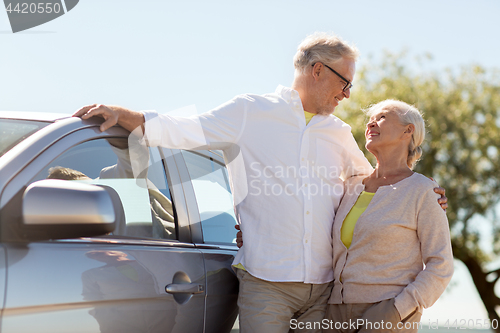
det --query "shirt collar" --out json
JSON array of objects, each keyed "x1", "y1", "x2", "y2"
[{"x1": 275, "y1": 85, "x2": 303, "y2": 111}]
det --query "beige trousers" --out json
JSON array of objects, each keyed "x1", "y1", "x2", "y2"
[
  {"x1": 236, "y1": 269, "x2": 332, "y2": 333},
  {"x1": 323, "y1": 299, "x2": 422, "y2": 333}
]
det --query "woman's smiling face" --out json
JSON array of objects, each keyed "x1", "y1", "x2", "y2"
[{"x1": 365, "y1": 108, "x2": 408, "y2": 153}]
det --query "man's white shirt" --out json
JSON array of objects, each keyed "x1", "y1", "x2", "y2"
[{"x1": 141, "y1": 85, "x2": 372, "y2": 284}]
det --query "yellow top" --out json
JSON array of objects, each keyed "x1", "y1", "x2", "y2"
[
  {"x1": 340, "y1": 191, "x2": 375, "y2": 249},
  {"x1": 233, "y1": 262, "x2": 246, "y2": 271},
  {"x1": 304, "y1": 110, "x2": 315, "y2": 125}
]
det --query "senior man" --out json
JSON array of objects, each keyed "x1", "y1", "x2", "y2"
[{"x1": 74, "y1": 32, "x2": 447, "y2": 333}]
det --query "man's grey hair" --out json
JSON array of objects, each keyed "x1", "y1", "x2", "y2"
[{"x1": 293, "y1": 32, "x2": 359, "y2": 74}]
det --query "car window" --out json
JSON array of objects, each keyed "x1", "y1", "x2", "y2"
[
  {"x1": 30, "y1": 138, "x2": 176, "y2": 240},
  {"x1": 181, "y1": 150, "x2": 237, "y2": 244},
  {"x1": 0, "y1": 119, "x2": 49, "y2": 157}
]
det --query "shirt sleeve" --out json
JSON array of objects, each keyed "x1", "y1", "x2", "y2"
[
  {"x1": 394, "y1": 186, "x2": 454, "y2": 320},
  {"x1": 141, "y1": 95, "x2": 249, "y2": 151}
]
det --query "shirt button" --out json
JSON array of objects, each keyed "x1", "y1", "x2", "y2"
[
  {"x1": 305, "y1": 240, "x2": 308, "y2": 243},
  {"x1": 301, "y1": 158, "x2": 305, "y2": 161},
  {"x1": 304, "y1": 184, "x2": 308, "y2": 187},
  {"x1": 306, "y1": 211, "x2": 310, "y2": 215}
]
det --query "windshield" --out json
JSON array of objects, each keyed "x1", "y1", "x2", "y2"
[{"x1": 0, "y1": 119, "x2": 50, "y2": 157}]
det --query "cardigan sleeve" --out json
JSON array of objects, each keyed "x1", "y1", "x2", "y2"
[{"x1": 394, "y1": 186, "x2": 454, "y2": 320}]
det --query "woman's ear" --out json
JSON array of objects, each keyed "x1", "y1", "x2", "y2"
[{"x1": 404, "y1": 124, "x2": 415, "y2": 135}]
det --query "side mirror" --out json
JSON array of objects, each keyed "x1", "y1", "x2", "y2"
[{"x1": 22, "y1": 180, "x2": 124, "y2": 240}]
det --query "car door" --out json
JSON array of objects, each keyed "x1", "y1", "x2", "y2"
[
  {"x1": 171, "y1": 149, "x2": 240, "y2": 333},
  {"x1": 0, "y1": 122, "x2": 206, "y2": 333}
]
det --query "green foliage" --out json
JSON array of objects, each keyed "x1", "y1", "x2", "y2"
[{"x1": 336, "y1": 51, "x2": 500, "y2": 264}]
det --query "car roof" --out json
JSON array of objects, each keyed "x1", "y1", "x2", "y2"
[{"x1": 0, "y1": 111, "x2": 71, "y2": 122}]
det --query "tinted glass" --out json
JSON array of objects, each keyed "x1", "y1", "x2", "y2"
[
  {"x1": 182, "y1": 150, "x2": 237, "y2": 244},
  {"x1": 31, "y1": 138, "x2": 176, "y2": 240},
  {"x1": 0, "y1": 119, "x2": 49, "y2": 157}
]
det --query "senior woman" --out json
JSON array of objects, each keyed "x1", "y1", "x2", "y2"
[{"x1": 324, "y1": 100, "x2": 454, "y2": 333}]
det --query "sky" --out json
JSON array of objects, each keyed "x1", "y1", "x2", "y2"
[{"x1": 2, "y1": 0, "x2": 500, "y2": 328}]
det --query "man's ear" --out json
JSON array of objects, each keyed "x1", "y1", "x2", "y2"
[{"x1": 312, "y1": 62, "x2": 323, "y2": 81}]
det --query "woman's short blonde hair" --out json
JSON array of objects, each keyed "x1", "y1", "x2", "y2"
[
  {"x1": 365, "y1": 100, "x2": 425, "y2": 169},
  {"x1": 293, "y1": 32, "x2": 359, "y2": 74}
]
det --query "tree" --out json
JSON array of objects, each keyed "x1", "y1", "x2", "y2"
[{"x1": 337, "y1": 51, "x2": 500, "y2": 329}]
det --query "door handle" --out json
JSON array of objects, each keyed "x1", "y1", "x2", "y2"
[{"x1": 165, "y1": 283, "x2": 204, "y2": 294}]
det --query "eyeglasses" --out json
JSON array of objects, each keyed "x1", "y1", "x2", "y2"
[{"x1": 312, "y1": 62, "x2": 353, "y2": 92}]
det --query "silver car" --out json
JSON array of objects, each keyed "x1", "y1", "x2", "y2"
[{"x1": 0, "y1": 111, "x2": 239, "y2": 333}]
